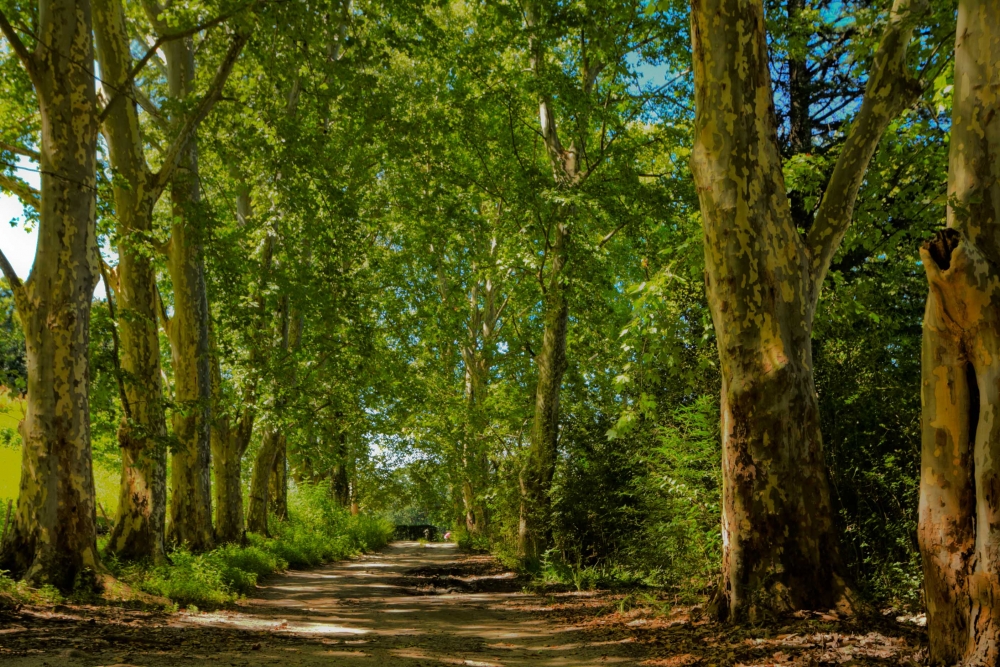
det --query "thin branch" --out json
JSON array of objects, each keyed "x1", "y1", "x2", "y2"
[
  {"x1": 100, "y1": 4, "x2": 252, "y2": 125},
  {"x1": 155, "y1": 283, "x2": 171, "y2": 331},
  {"x1": 100, "y1": 260, "x2": 132, "y2": 420},
  {"x1": 599, "y1": 219, "x2": 631, "y2": 248},
  {"x1": 0, "y1": 246, "x2": 25, "y2": 311},
  {"x1": 0, "y1": 173, "x2": 41, "y2": 209},
  {"x1": 0, "y1": 142, "x2": 39, "y2": 161},
  {"x1": 0, "y1": 9, "x2": 37, "y2": 81},
  {"x1": 804, "y1": 0, "x2": 927, "y2": 299},
  {"x1": 131, "y1": 85, "x2": 170, "y2": 131},
  {"x1": 153, "y1": 31, "x2": 250, "y2": 194}
]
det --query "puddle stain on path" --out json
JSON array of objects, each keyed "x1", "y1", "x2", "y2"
[{"x1": 0, "y1": 542, "x2": 651, "y2": 666}]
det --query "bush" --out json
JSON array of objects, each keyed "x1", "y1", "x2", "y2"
[
  {"x1": 454, "y1": 526, "x2": 490, "y2": 552},
  {"x1": 138, "y1": 547, "x2": 232, "y2": 607},
  {"x1": 209, "y1": 542, "x2": 286, "y2": 595}
]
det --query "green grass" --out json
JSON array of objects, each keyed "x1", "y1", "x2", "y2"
[
  {"x1": 0, "y1": 391, "x2": 22, "y2": 431},
  {"x1": 0, "y1": 392, "x2": 23, "y2": 514},
  {"x1": 0, "y1": 394, "x2": 119, "y2": 519}
]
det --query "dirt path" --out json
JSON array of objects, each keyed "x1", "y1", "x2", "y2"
[
  {"x1": 185, "y1": 540, "x2": 645, "y2": 665},
  {"x1": 0, "y1": 541, "x2": 928, "y2": 667},
  {"x1": 0, "y1": 541, "x2": 649, "y2": 666}
]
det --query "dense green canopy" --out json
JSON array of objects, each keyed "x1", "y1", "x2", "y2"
[{"x1": 0, "y1": 0, "x2": 959, "y2": 612}]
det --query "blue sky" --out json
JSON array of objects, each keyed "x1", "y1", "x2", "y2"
[
  {"x1": 0, "y1": 156, "x2": 38, "y2": 281},
  {"x1": 1, "y1": 156, "x2": 107, "y2": 298}
]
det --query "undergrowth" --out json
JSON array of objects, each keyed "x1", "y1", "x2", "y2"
[
  {"x1": 0, "y1": 571, "x2": 63, "y2": 609},
  {"x1": 107, "y1": 483, "x2": 394, "y2": 609}
]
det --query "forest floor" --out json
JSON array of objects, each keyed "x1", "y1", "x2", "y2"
[{"x1": 0, "y1": 541, "x2": 927, "y2": 666}]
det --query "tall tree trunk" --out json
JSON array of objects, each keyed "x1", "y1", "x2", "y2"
[
  {"x1": 211, "y1": 412, "x2": 252, "y2": 544},
  {"x1": 246, "y1": 429, "x2": 282, "y2": 535},
  {"x1": 518, "y1": 221, "x2": 569, "y2": 560},
  {"x1": 331, "y1": 428, "x2": 350, "y2": 507},
  {"x1": 211, "y1": 344, "x2": 254, "y2": 543},
  {"x1": 212, "y1": 180, "x2": 263, "y2": 544},
  {"x1": 919, "y1": 1, "x2": 1000, "y2": 662},
  {"x1": 0, "y1": 0, "x2": 102, "y2": 588},
  {"x1": 689, "y1": 0, "x2": 923, "y2": 620},
  {"x1": 246, "y1": 297, "x2": 295, "y2": 534},
  {"x1": 269, "y1": 436, "x2": 288, "y2": 521},
  {"x1": 93, "y1": 0, "x2": 168, "y2": 563},
  {"x1": 163, "y1": 37, "x2": 214, "y2": 550},
  {"x1": 460, "y1": 256, "x2": 504, "y2": 536},
  {"x1": 515, "y1": 1, "x2": 584, "y2": 560}
]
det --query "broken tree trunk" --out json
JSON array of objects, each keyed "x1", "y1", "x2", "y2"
[{"x1": 918, "y1": 1, "x2": 1000, "y2": 663}]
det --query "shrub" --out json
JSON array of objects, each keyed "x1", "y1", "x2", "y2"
[
  {"x1": 208, "y1": 543, "x2": 286, "y2": 595},
  {"x1": 140, "y1": 547, "x2": 232, "y2": 607}
]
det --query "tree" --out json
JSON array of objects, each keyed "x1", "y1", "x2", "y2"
[
  {"x1": 919, "y1": 0, "x2": 1000, "y2": 662},
  {"x1": 128, "y1": 1, "x2": 250, "y2": 550},
  {"x1": 689, "y1": 0, "x2": 925, "y2": 620},
  {"x1": 0, "y1": 0, "x2": 103, "y2": 588},
  {"x1": 513, "y1": 0, "x2": 675, "y2": 562},
  {"x1": 93, "y1": 0, "x2": 247, "y2": 561}
]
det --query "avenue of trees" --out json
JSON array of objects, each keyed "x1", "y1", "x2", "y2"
[{"x1": 0, "y1": 0, "x2": 994, "y2": 662}]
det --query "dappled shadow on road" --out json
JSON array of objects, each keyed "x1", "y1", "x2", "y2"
[
  {"x1": 0, "y1": 541, "x2": 928, "y2": 666},
  {"x1": 184, "y1": 541, "x2": 633, "y2": 664}
]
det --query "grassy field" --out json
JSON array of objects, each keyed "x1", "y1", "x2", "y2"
[{"x1": 0, "y1": 393, "x2": 119, "y2": 517}]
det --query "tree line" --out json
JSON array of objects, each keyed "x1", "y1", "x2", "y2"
[{"x1": 0, "y1": 0, "x2": 996, "y2": 662}]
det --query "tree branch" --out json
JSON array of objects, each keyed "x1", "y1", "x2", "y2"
[
  {"x1": 0, "y1": 173, "x2": 41, "y2": 209},
  {"x1": 98, "y1": 5, "x2": 251, "y2": 124},
  {"x1": 153, "y1": 31, "x2": 250, "y2": 195},
  {"x1": 99, "y1": 259, "x2": 132, "y2": 420},
  {"x1": 805, "y1": 0, "x2": 927, "y2": 298},
  {"x1": 0, "y1": 142, "x2": 40, "y2": 161},
  {"x1": 0, "y1": 246, "x2": 25, "y2": 308},
  {"x1": 599, "y1": 219, "x2": 631, "y2": 248},
  {"x1": 155, "y1": 283, "x2": 171, "y2": 331},
  {"x1": 524, "y1": 1, "x2": 571, "y2": 183},
  {"x1": 131, "y1": 84, "x2": 170, "y2": 131},
  {"x1": 0, "y1": 9, "x2": 37, "y2": 82}
]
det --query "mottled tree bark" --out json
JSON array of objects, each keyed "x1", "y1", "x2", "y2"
[
  {"x1": 516, "y1": 1, "x2": 585, "y2": 561},
  {"x1": 246, "y1": 297, "x2": 296, "y2": 535},
  {"x1": 0, "y1": 0, "x2": 102, "y2": 588},
  {"x1": 212, "y1": 181, "x2": 265, "y2": 544},
  {"x1": 269, "y1": 437, "x2": 288, "y2": 521},
  {"x1": 689, "y1": 0, "x2": 923, "y2": 620},
  {"x1": 246, "y1": 429, "x2": 283, "y2": 535},
  {"x1": 163, "y1": 37, "x2": 214, "y2": 551},
  {"x1": 519, "y1": 221, "x2": 569, "y2": 560},
  {"x1": 94, "y1": 0, "x2": 167, "y2": 563},
  {"x1": 919, "y1": 1, "x2": 1000, "y2": 663},
  {"x1": 212, "y1": 415, "x2": 252, "y2": 544},
  {"x1": 96, "y1": 0, "x2": 245, "y2": 559},
  {"x1": 211, "y1": 354, "x2": 254, "y2": 544}
]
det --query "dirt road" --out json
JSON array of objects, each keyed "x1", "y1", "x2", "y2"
[
  {"x1": 183, "y1": 540, "x2": 646, "y2": 665},
  {"x1": 0, "y1": 541, "x2": 927, "y2": 666},
  {"x1": 0, "y1": 542, "x2": 650, "y2": 666}
]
